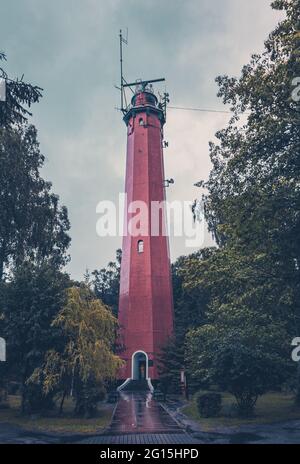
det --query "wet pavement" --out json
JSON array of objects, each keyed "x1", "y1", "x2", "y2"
[
  {"x1": 79, "y1": 393, "x2": 300, "y2": 444},
  {"x1": 82, "y1": 393, "x2": 300, "y2": 444},
  {"x1": 109, "y1": 391, "x2": 182, "y2": 435},
  {"x1": 80, "y1": 391, "x2": 200, "y2": 444},
  {"x1": 1, "y1": 393, "x2": 300, "y2": 443},
  {"x1": 0, "y1": 392, "x2": 198, "y2": 444}
]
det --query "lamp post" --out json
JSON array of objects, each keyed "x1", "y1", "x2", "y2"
[{"x1": 180, "y1": 368, "x2": 189, "y2": 400}]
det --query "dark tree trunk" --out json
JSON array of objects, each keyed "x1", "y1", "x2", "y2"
[
  {"x1": 20, "y1": 365, "x2": 28, "y2": 415},
  {"x1": 59, "y1": 390, "x2": 67, "y2": 415}
]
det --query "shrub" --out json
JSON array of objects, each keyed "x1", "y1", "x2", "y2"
[
  {"x1": 153, "y1": 389, "x2": 165, "y2": 402},
  {"x1": 7, "y1": 382, "x2": 20, "y2": 395},
  {"x1": 211, "y1": 336, "x2": 288, "y2": 417},
  {"x1": 196, "y1": 392, "x2": 222, "y2": 418},
  {"x1": 22, "y1": 382, "x2": 55, "y2": 415}
]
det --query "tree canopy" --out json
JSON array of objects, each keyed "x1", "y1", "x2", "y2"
[
  {"x1": 29, "y1": 286, "x2": 123, "y2": 417},
  {"x1": 0, "y1": 52, "x2": 42, "y2": 127},
  {"x1": 184, "y1": 0, "x2": 300, "y2": 414}
]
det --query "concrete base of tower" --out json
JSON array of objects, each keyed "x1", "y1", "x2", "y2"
[{"x1": 117, "y1": 378, "x2": 154, "y2": 393}]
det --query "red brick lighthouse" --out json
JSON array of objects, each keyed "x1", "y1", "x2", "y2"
[{"x1": 118, "y1": 78, "x2": 174, "y2": 388}]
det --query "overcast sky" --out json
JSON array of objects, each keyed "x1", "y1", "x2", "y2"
[{"x1": 0, "y1": 0, "x2": 284, "y2": 280}]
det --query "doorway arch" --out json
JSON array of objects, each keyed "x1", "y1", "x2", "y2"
[{"x1": 131, "y1": 351, "x2": 148, "y2": 380}]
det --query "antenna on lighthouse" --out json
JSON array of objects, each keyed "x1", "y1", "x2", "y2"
[
  {"x1": 119, "y1": 29, "x2": 132, "y2": 115},
  {"x1": 117, "y1": 30, "x2": 169, "y2": 120},
  {"x1": 119, "y1": 29, "x2": 126, "y2": 114}
]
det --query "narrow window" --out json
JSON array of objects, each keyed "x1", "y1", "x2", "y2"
[
  {"x1": 139, "y1": 118, "x2": 144, "y2": 126},
  {"x1": 137, "y1": 240, "x2": 144, "y2": 254}
]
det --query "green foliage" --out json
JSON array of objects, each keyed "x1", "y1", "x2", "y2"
[
  {"x1": 21, "y1": 380, "x2": 55, "y2": 415},
  {"x1": 0, "y1": 124, "x2": 71, "y2": 280},
  {"x1": 185, "y1": 0, "x2": 300, "y2": 411},
  {"x1": 213, "y1": 335, "x2": 287, "y2": 416},
  {"x1": 0, "y1": 53, "x2": 43, "y2": 127},
  {"x1": 92, "y1": 249, "x2": 121, "y2": 318},
  {"x1": 184, "y1": 248, "x2": 292, "y2": 412},
  {"x1": 0, "y1": 262, "x2": 70, "y2": 413},
  {"x1": 30, "y1": 286, "x2": 124, "y2": 417},
  {"x1": 172, "y1": 249, "x2": 214, "y2": 343},
  {"x1": 73, "y1": 376, "x2": 106, "y2": 418},
  {"x1": 196, "y1": 392, "x2": 222, "y2": 418},
  {"x1": 157, "y1": 337, "x2": 184, "y2": 398},
  {"x1": 202, "y1": 0, "x2": 300, "y2": 272},
  {"x1": 187, "y1": 323, "x2": 290, "y2": 416},
  {"x1": 0, "y1": 55, "x2": 70, "y2": 280},
  {"x1": 0, "y1": 53, "x2": 71, "y2": 414}
]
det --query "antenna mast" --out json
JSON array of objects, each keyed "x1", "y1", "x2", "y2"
[
  {"x1": 117, "y1": 29, "x2": 168, "y2": 119},
  {"x1": 119, "y1": 29, "x2": 128, "y2": 114}
]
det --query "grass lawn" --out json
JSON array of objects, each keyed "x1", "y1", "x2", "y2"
[
  {"x1": 0, "y1": 395, "x2": 114, "y2": 435},
  {"x1": 182, "y1": 392, "x2": 300, "y2": 431}
]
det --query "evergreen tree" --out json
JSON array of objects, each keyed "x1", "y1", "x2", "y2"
[{"x1": 0, "y1": 52, "x2": 42, "y2": 128}]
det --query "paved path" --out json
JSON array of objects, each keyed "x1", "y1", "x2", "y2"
[
  {"x1": 1, "y1": 393, "x2": 300, "y2": 444},
  {"x1": 81, "y1": 393, "x2": 300, "y2": 445},
  {"x1": 82, "y1": 432, "x2": 199, "y2": 444},
  {"x1": 80, "y1": 392, "x2": 199, "y2": 444}
]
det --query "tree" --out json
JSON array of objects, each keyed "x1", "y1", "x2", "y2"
[
  {"x1": 0, "y1": 54, "x2": 70, "y2": 280},
  {"x1": 30, "y1": 286, "x2": 123, "y2": 417},
  {"x1": 154, "y1": 250, "x2": 214, "y2": 398},
  {"x1": 201, "y1": 0, "x2": 300, "y2": 309},
  {"x1": 0, "y1": 124, "x2": 71, "y2": 280},
  {"x1": 92, "y1": 249, "x2": 121, "y2": 317},
  {"x1": 172, "y1": 249, "x2": 215, "y2": 343},
  {"x1": 203, "y1": 0, "x2": 300, "y2": 244},
  {"x1": 157, "y1": 337, "x2": 184, "y2": 399},
  {"x1": 0, "y1": 52, "x2": 42, "y2": 128},
  {"x1": 0, "y1": 262, "x2": 70, "y2": 413},
  {"x1": 212, "y1": 335, "x2": 287, "y2": 416},
  {"x1": 184, "y1": 244, "x2": 294, "y2": 411},
  {"x1": 188, "y1": 0, "x2": 300, "y2": 402},
  {"x1": 186, "y1": 314, "x2": 289, "y2": 416}
]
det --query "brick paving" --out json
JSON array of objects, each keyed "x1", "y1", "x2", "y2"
[{"x1": 81, "y1": 432, "x2": 200, "y2": 444}]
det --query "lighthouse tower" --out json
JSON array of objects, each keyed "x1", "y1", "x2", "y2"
[{"x1": 118, "y1": 80, "x2": 174, "y2": 387}]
